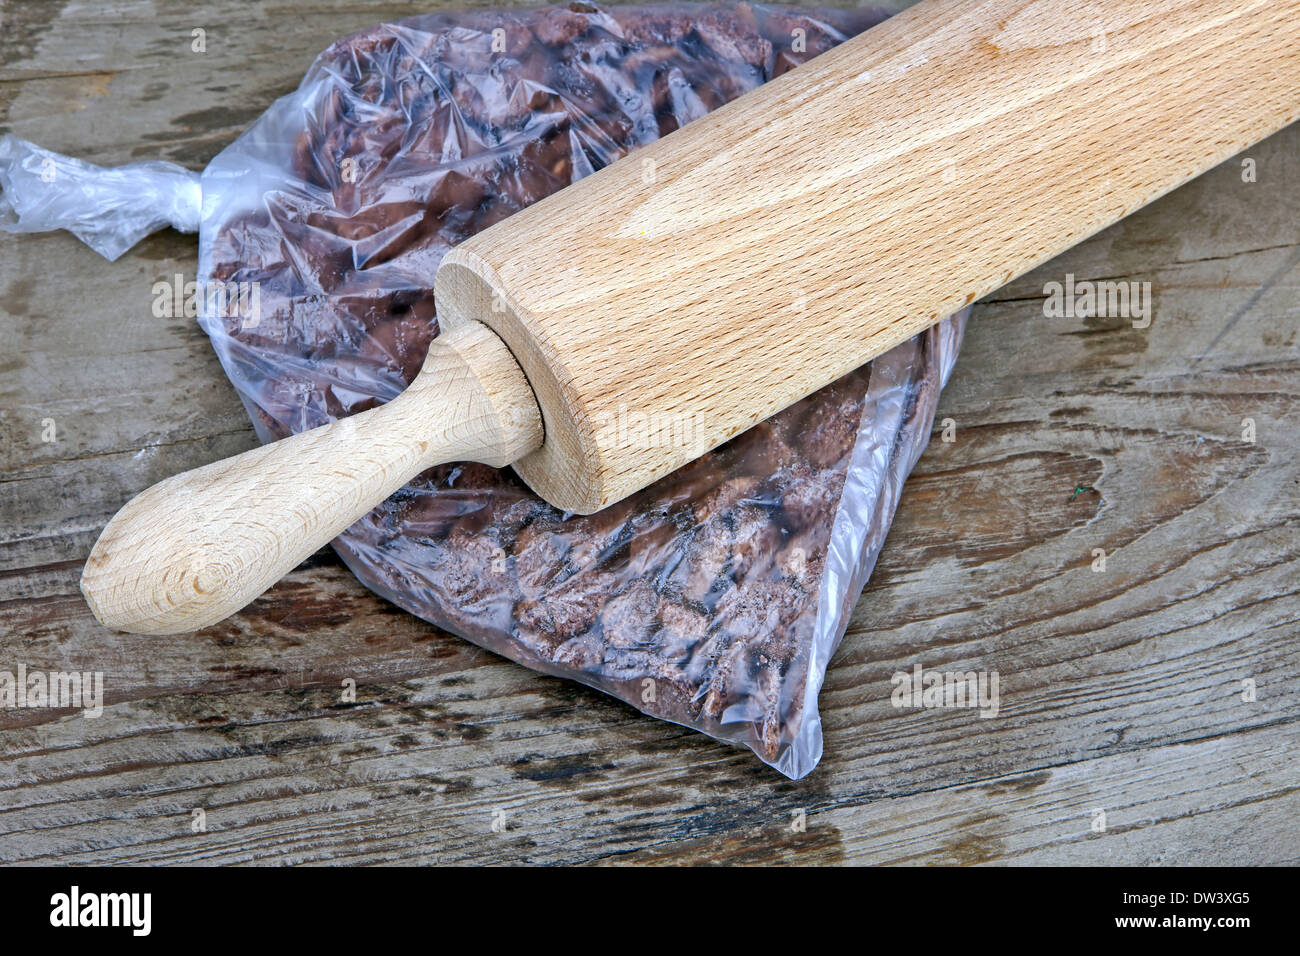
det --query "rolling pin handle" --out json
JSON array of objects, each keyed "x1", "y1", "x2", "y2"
[{"x1": 80, "y1": 321, "x2": 542, "y2": 635}]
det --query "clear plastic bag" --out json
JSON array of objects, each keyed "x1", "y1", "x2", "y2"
[{"x1": 0, "y1": 2, "x2": 968, "y2": 778}]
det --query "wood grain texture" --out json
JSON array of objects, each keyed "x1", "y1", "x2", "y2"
[
  {"x1": 0, "y1": 0, "x2": 1297, "y2": 865},
  {"x1": 80, "y1": 321, "x2": 541, "y2": 635},
  {"x1": 438, "y1": 0, "x2": 1300, "y2": 512}
]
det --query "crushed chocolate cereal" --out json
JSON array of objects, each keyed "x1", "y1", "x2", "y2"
[{"x1": 195, "y1": 3, "x2": 968, "y2": 777}]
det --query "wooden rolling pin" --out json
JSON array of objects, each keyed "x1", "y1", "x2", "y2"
[{"x1": 82, "y1": 0, "x2": 1300, "y2": 634}]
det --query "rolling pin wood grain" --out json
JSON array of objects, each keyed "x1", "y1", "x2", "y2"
[{"x1": 83, "y1": 0, "x2": 1300, "y2": 634}]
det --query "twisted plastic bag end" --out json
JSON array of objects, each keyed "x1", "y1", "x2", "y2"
[{"x1": 0, "y1": 134, "x2": 200, "y2": 261}]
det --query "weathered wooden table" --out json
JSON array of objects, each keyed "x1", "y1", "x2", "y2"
[{"x1": 1, "y1": 0, "x2": 1297, "y2": 865}]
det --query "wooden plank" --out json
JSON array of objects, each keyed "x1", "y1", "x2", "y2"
[
  {"x1": 0, "y1": 0, "x2": 1296, "y2": 864},
  {"x1": 607, "y1": 721, "x2": 1300, "y2": 866},
  {"x1": 1, "y1": 670, "x2": 1294, "y2": 865}
]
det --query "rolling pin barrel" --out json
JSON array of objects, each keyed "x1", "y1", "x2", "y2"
[{"x1": 436, "y1": 0, "x2": 1300, "y2": 513}]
